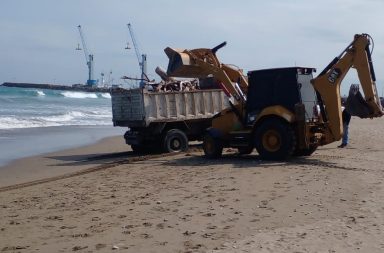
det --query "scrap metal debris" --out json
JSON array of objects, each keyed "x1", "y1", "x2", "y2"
[
  {"x1": 153, "y1": 66, "x2": 200, "y2": 92},
  {"x1": 121, "y1": 66, "x2": 202, "y2": 92},
  {"x1": 155, "y1": 79, "x2": 199, "y2": 92}
]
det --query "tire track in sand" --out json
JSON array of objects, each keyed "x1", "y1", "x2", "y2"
[
  {"x1": 0, "y1": 148, "x2": 368, "y2": 193},
  {"x1": 0, "y1": 152, "x2": 182, "y2": 193}
]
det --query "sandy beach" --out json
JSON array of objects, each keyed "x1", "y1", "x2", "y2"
[{"x1": 1, "y1": 118, "x2": 384, "y2": 252}]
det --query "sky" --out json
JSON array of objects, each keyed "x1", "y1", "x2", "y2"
[{"x1": 1, "y1": 0, "x2": 384, "y2": 96}]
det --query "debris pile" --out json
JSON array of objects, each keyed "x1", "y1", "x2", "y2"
[
  {"x1": 153, "y1": 66, "x2": 199, "y2": 92},
  {"x1": 154, "y1": 79, "x2": 199, "y2": 92},
  {"x1": 122, "y1": 67, "x2": 219, "y2": 92}
]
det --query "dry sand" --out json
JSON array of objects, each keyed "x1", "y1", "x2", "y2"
[{"x1": 0, "y1": 118, "x2": 384, "y2": 252}]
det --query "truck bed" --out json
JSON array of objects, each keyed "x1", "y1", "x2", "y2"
[{"x1": 111, "y1": 88, "x2": 229, "y2": 127}]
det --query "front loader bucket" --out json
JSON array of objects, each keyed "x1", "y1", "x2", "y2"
[
  {"x1": 164, "y1": 47, "x2": 212, "y2": 78},
  {"x1": 164, "y1": 47, "x2": 203, "y2": 78},
  {"x1": 164, "y1": 42, "x2": 227, "y2": 79},
  {"x1": 345, "y1": 90, "x2": 375, "y2": 118}
]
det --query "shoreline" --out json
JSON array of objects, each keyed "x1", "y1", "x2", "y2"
[
  {"x1": 0, "y1": 134, "x2": 129, "y2": 188},
  {"x1": 0, "y1": 125, "x2": 126, "y2": 167}
]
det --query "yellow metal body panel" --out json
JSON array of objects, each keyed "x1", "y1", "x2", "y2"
[
  {"x1": 211, "y1": 109, "x2": 243, "y2": 135},
  {"x1": 255, "y1": 105, "x2": 296, "y2": 123},
  {"x1": 211, "y1": 105, "x2": 295, "y2": 139}
]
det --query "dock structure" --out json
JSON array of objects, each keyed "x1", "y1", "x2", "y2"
[{"x1": 2, "y1": 82, "x2": 110, "y2": 93}]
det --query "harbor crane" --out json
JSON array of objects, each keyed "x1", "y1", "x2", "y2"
[
  {"x1": 77, "y1": 25, "x2": 97, "y2": 86},
  {"x1": 127, "y1": 23, "x2": 148, "y2": 87}
]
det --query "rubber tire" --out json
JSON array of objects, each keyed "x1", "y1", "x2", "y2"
[
  {"x1": 254, "y1": 118, "x2": 296, "y2": 160},
  {"x1": 238, "y1": 146, "x2": 254, "y2": 155},
  {"x1": 163, "y1": 129, "x2": 188, "y2": 153},
  {"x1": 203, "y1": 132, "x2": 223, "y2": 159},
  {"x1": 293, "y1": 146, "x2": 317, "y2": 157}
]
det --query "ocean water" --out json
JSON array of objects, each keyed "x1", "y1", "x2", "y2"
[
  {"x1": 0, "y1": 86, "x2": 112, "y2": 129},
  {"x1": 0, "y1": 86, "x2": 125, "y2": 166}
]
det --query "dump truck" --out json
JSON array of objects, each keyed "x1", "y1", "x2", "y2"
[
  {"x1": 164, "y1": 34, "x2": 383, "y2": 160},
  {"x1": 111, "y1": 87, "x2": 229, "y2": 153}
]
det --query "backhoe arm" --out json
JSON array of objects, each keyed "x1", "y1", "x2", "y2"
[
  {"x1": 312, "y1": 34, "x2": 383, "y2": 144},
  {"x1": 164, "y1": 42, "x2": 248, "y2": 107}
]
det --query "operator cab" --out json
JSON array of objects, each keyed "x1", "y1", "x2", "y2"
[{"x1": 246, "y1": 67, "x2": 318, "y2": 124}]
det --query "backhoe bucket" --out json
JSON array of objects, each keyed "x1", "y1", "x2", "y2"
[
  {"x1": 345, "y1": 90, "x2": 375, "y2": 118},
  {"x1": 164, "y1": 47, "x2": 209, "y2": 78}
]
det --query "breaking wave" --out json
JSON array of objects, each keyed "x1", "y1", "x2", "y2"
[
  {"x1": 0, "y1": 86, "x2": 113, "y2": 130},
  {"x1": 0, "y1": 86, "x2": 110, "y2": 99},
  {"x1": 37, "y1": 90, "x2": 45, "y2": 96},
  {"x1": 0, "y1": 109, "x2": 112, "y2": 130},
  {"x1": 61, "y1": 91, "x2": 99, "y2": 99}
]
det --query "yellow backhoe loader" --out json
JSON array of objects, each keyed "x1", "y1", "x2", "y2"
[{"x1": 164, "y1": 34, "x2": 383, "y2": 160}]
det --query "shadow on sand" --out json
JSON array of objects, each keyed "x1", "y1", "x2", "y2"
[{"x1": 45, "y1": 144, "x2": 360, "y2": 172}]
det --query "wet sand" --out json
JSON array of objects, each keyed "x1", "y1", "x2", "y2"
[
  {"x1": 0, "y1": 135, "x2": 128, "y2": 187},
  {"x1": 0, "y1": 126, "x2": 125, "y2": 167},
  {"x1": 0, "y1": 118, "x2": 384, "y2": 252}
]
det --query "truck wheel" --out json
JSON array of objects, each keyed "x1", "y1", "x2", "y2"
[
  {"x1": 254, "y1": 118, "x2": 295, "y2": 160},
  {"x1": 163, "y1": 129, "x2": 188, "y2": 153},
  {"x1": 203, "y1": 132, "x2": 223, "y2": 158},
  {"x1": 238, "y1": 146, "x2": 254, "y2": 155}
]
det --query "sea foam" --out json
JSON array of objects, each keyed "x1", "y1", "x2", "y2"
[{"x1": 61, "y1": 91, "x2": 98, "y2": 99}]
